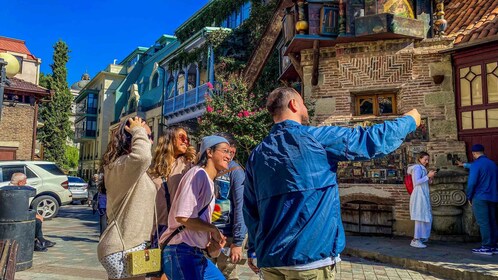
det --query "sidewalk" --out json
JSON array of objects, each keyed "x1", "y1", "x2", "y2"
[
  {"x1": 344, "y1": 235, "x2": 498, "y2": 280},
  {"x1": 15, "y1": 204, "x2": 444, "y2": 280}
]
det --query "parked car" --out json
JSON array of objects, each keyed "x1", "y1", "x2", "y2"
[
  {"x1": 67, "y1": 176, "x2": 88, "y2": 204},
  {"x1": 0, "y1": 161, "x2": 72, "y2": 219}
]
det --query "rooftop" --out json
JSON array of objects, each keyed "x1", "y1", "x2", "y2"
[
  {"x1": 6, "y1": 77, "x2": 51, "y2": 96},
  {"x1": 0, "y1": 36, "x2": 36, "y2": 60},
  {"x1": 446, "y1": 0, "x2": 498, "y2": 44}
]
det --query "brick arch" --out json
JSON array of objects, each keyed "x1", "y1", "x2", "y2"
[{"x1": 341, "y1": 194, "x2": 395, "y2": 206}]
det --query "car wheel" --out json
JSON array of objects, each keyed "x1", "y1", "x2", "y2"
[
  {"x1": 80, "y1": 199, "x2": 88, "y2": 205},
  {"x1": 31, "y1": 195, "x2": 59, "y2": 219}
]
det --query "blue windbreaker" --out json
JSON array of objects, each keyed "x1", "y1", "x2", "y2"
[
  {"x1": 244, "y1": 116, "x2": 416, "y2": 268},
  {"x1": 466, "y1": 155, "x2": 498, "y2": 202}
]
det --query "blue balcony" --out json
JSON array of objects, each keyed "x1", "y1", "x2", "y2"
[{"x1": 164, "y1": 83, "x2": 209, "y2": 124}]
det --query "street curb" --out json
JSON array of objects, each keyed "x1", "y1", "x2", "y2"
[{"x1": 343, "y1": 247, "x2": 498, "y2": 280}]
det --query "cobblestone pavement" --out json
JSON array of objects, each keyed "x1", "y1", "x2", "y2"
[{"x1": 16, "y1": 205, "x2": 443, "y2": 280}]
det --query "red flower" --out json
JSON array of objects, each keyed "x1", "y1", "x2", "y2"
[
  {"x1": 207, "y1": 82, "x2": 214, "y2": 90},
  {"x1": 237, "y1": 112, "x2": 243, "y2": 118},
  {"x1": 207, "y1": 106, "x2": 213, "y2": 113},
  {"x1": 243, "y1": 110, "x2": 250, "y2": 117}
]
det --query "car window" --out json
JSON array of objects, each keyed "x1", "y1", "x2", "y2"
[
  {"x1": 26, "y1": 167, "x2": 39, "y2": 179},
  {"x1": 34, "y1": 164, "x2": 65, "y2": 176},
  {"x1": 0, "y1": 165, "x2": 25, "y2": 183},
  {"x1": 68, "y1": 177, "x2": 85, "y2": 183}
]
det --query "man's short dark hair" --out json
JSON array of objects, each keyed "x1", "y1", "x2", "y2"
[
  {"x1": 266, "y1": 87, "x2": 300, "y2": 117},
  {"x1": 215, "y1": 132, "x2": 237, "y2": 147}
]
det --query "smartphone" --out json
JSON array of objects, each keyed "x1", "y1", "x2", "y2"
[{"x1": 436, "y1": 168, "x2": 440, "y2": 172}]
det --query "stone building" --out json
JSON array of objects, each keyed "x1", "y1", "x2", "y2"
[
  {"x1": 0, "y1": 37, "x2": 51, "y2": 160},
  {"x1": 244, "y1": 0, "x2": 497, "y2": 239}
]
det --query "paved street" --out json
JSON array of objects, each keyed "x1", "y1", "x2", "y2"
[{"x1": 16, "y1": 204, "x2": 443, "y2": 280}]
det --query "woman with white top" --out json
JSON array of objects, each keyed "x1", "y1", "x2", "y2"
[{"x1": 408, "y1": 151, "x2": 437, "y2": 248}]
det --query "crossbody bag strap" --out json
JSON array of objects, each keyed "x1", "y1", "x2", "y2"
[
  {"x1": 162, "y1": 176, "x2": 172, "y2": 212},
  {"x1": 108, "y1": 182, "x2": 139, "y2": 252},
  {"x1": 217, "y1": 166, "x2": 243, "y2": 178},
  {"x1": 162, "y1": 196, "x2": 213, "y2": 247}
]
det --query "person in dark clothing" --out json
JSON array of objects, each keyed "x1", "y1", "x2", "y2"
[
  {"x1": 211, "y1": 132, "x2": 247, "y2": 280},
  {"x1": 88, "y1": 174, "x2": 99, "y2": 207},
  {"x1": 10, "y1": 173, "x2": 56, "y2": 252},
  {"x1": 96, "y1": 178, "x2": 107, "y2": 235}
]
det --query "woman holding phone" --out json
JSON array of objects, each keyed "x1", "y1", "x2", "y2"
[{"x1": 408, "y1": 151, "x2": 436, "y2": 249}]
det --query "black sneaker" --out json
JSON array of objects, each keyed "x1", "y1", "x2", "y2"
[
  {"x1": 43, "y1": 240, "x2": 56, "y2": 248},
  {"x1": 34, "y1": 240, "x2": 47, "y2": 252}
]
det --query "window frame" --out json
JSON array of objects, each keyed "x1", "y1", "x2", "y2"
[
  {"x1": 456, "y1": 57, "x2": 498, "y2": 133},
  {"x1": 354, "y1": 92, "x2": 397, "y2": 116}
]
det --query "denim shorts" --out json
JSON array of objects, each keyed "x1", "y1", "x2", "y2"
[{"x1": 162, "y1": 243, "x2": 224, "y2": 280}]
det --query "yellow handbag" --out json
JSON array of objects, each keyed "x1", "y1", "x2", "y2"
[{"x1": 126, "y1": 247, "x2": 161, "y2": 275}]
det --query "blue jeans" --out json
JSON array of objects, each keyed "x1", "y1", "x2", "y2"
[
  {"x1": 472, "y1": 199, "x2": 498, "y2": 248},
  {"x1": 162, "y1": 243, "x2": 224, "y2": 280}
]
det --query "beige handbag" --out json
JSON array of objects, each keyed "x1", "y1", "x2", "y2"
[{"x1": 105, "y1": 181, "x2": 162, "y2": 276}]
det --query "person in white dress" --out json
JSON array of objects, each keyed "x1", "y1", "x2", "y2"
[{"x1": 407, "y1": 152, "x2": 437, "y2": 248}]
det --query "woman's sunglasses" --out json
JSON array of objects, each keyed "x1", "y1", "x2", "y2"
[{"x1": 178, "y1": 134, "x2": 189, "y2": 145}]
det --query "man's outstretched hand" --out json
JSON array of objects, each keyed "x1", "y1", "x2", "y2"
[{"x1": 404, "y1": 109, "x2": 421, "y2": 127}]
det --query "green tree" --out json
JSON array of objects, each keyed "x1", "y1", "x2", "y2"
[
  {"x1": 196, "y1": 77, "x2": 273, "y2": 164},
  {"x1": 39, "y1": 72, "x2": 53, "y2": 89},
  {"x1": 38, "y1": 40, "x2": 73, "y2": 169},
  {"x1": 63, "y1": 144, "x2": 79, "y2": 172}
]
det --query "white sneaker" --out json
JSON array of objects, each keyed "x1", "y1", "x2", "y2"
[{"x1": 410, "y1": 239, "x2": 427, "y2": 248}]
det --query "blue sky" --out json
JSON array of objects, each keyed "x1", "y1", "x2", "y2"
[{"x1": 1, "y1": 0, "x2": 209, "y2": 85}]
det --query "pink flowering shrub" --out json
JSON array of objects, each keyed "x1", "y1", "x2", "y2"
[{"x1": 196, "y1": 76, "x2": 272, "y2": 164}]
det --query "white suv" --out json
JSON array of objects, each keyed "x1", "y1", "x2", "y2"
[{"x1": 0, "y1": 161, "x2": 72, "y2": 219}]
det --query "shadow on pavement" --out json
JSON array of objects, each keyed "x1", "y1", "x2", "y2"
[{"x1": 45, "y1": 234, "x2": 99, "y2": 243}]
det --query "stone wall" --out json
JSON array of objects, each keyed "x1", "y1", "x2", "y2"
[
  {"x1": 0, "y1": 104, "x2": 36, "y2": 160},
  {"x1": 299, "y1": 38, "x2": 478, "y2": 238}
]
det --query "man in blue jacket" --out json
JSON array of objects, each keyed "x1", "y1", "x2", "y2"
[
  {"x1": 243, "y1": 87, "x2": 420, "y2": 279},
  {"x1": 466, "y1": 144, "x2": 498, "y2": 255}
]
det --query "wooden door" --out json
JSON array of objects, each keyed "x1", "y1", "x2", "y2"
[
  {"x1": 342, "y1": 202, "x2": 394, "y2": 235},
  {"x1": 0, "y1": 148, "x2": 16, "y2": 160}
]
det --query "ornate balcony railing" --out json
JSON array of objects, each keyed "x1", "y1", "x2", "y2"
[{"x1": 164, "y1": 83, "x2": 210, "y2": 116}]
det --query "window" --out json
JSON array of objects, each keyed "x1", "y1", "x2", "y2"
[
  {"x1": 355, "y1": 93, "x2": 396, "y2": 116},
  {"x1": 68, "y1": 177, "x2": 85, "y2": 183},
  {"x1": 0, "y1": 165, "x2": 25, "y2": 183},
  {"x1": 219, "y1": 1, "x2": 251, "y2": 29},
  {"x1": 151, "y1": 72, "x2": 159, "y2": 89},
  {"x1": 87, "y1": 94, "x2": 98, "y2": 114},
  {"x1": 14, "y1": 55, "x2": 23, "y2": 73},
  {"x1": 35, "y1": 164, "x2": 65, "y2": 175},
  {"x1": 166, "y1": 79, "x2": 175, "y2": 99},
  {"x1": 459, "y1": 61, "x2": 498, "y2": 130},
  {"x1": 320, "y1": 5, "x2": 340, "y2": 36},
  {"x1": 128, "y1": 54, "x2": 140, "y2": 67},
  {"x1": 26, "y1": 167, "x2": 39, "y2": 179}
]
